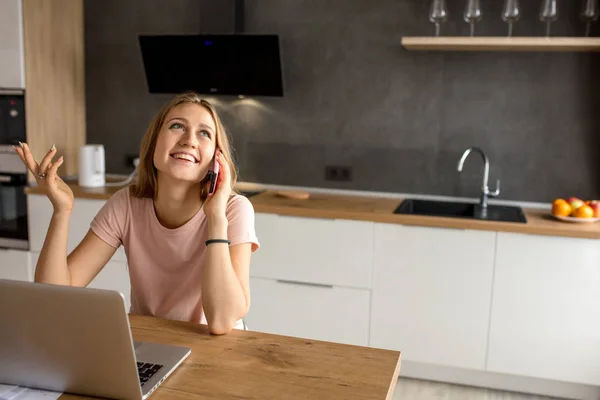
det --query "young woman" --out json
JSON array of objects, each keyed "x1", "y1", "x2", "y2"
[{"x1": 13, "y1": 92, "x2": 259, "y2": 335}]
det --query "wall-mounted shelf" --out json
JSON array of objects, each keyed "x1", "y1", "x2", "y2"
[{"x1": 401, "y1": 36, "x2": 600, "y2": 52}]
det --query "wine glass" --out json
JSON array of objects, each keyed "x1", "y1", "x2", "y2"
[
  {"x1": 464, "y1": 0, "x2": 482, "y2": 36},
  {"x1": 429, "y1": 0, "x2": 448, "y2": 37},
  {"x1": 581, "y1": 0, "x2": 599, "y2": 37},
  {"x1": 502, "y1": 0, "x2": 521, "y2": 37},
  {"x1": 540, "y1": 0, "x2": 558, "y2": 37}
]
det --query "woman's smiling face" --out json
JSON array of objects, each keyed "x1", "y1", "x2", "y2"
[{"x1": 153, "y1": 102, "x2": 218, "y2": 184}]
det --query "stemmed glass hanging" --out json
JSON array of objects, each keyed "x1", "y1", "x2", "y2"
[
  {"x1": 539, "y1": 0, "x2": 558, "y2": 37},
  {"x1": 581, "y1": 0, "x2": 599, "y2": 37},
  {"x1": 429, "y1": 0, "x2": 448, "y2": 37},
  {"x1": 502, "y1": 0, "x2": 520, "y2": 37},
  {"x1": 464, "y1": 0, "x2": 482, "y2": 36}
]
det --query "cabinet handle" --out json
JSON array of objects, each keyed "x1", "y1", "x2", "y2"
[
  {"x1": 276, "y1": 279, "x2": 333, "y2": 288},
  {"x1": 0, "y1": 89, "x2": 24, "y2": 95}
]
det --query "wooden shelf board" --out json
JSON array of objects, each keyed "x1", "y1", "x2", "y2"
[{"x1": 401, "y1": 36, "x2": 600, "y2": 52}]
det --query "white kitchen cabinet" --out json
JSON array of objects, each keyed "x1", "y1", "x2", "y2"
[
  {"x1": 86, "y1": 260, "x2": 131, "y2": 311},
  {"x1": 245, "y1": 276, "x2": 370, "y2": 346},
  {"x1": 0, "y1": 0, "x2": 25, "y2": 88},
  {"x1": 0, "y1": 248, "x2": 30, "y2": 281},
  {"x1": 245, "y1": 213, "x2": 373, "y2": 346},
  {"x1": 28, "y1": 194, "x2": 126, "y2": 263},
  {"x1": 29, "y1": 251, "x2": 131, "y2": 310},
  {"x1": 251, "y1": 213, "x2": 373, "y2": 289},
  {"x1": 370, "y1": 223, "x2": 496, "y2": 371},
  {"x1": 487, "y1": 232, "x2": 600, "y2": 386}
]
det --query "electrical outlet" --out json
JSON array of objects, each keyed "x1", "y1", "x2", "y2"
[{"x1": 325, "y1": 165, "x2": 352, "y2": 182}]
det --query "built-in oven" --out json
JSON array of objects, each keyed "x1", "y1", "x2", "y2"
[{"x1": 0, "y1": 89, "x2": 28, "y2": 250}]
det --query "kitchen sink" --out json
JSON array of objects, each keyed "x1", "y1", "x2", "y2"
[{"x1": 394, "y1": 198, "x2": 527, "y2": 224}]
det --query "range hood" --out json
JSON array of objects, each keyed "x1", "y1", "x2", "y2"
[
  {"x1": 139, "y1": 34, "x2": 284, "y2": 97},
  {"x1": 138, "y1": 1, "x2": 284, "y2": 97}
]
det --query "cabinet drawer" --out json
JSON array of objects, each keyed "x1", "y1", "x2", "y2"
[
  {"x1": 245, "y1": 277, "x2": 370, "y2": 347},
  {"x1": 251, "y1": 213, "x2": 373, "y2": 289}
]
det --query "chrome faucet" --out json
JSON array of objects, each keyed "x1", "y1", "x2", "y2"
[{"x1": 457, "y1": 147, "x2": 500, "y2": 209}]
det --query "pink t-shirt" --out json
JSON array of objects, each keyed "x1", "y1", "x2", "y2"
[{"x1": 90, "y1": 187, "x2": 260, "y2": 327}]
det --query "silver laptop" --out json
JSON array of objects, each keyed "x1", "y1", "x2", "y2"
[{"x1": 0, "y1": 279, "x2": 191, "y2": 400}]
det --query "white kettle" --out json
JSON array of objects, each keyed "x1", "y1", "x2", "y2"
[{"x1": 78, "y1": 144, "x2": 105, "y2": 188}]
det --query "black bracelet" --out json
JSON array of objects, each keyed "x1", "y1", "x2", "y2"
[{"x1": 205, "y1": 239, "x2": 231, "y2": 246}]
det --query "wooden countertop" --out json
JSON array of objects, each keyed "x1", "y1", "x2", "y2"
[
  {"x1": 25, "y1": 181, "x2": 600, "y2": 240},
  {"x1": 24, "y1": 178, "x2": 125, "y2": 200},
  {"x1": 251, "y1": 191, "x2": 600, "y2": 240},
  {"x1": 60, "y1": 315, "x2": 402, "y2": 400}
]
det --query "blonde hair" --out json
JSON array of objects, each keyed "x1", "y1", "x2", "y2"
[{"x1": 130, "y1": 92, "x2": 238, "y2": 200}]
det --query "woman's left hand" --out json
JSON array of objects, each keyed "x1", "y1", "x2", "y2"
[{"x1": 203, "y1": 150, "x2": 232, "y2": 220}]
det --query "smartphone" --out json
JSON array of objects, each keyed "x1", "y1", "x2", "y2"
[{"x1": 207, "y1": 149, "x2": 220, "y2": 197}]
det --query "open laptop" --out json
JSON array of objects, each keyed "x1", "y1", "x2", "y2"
[{"x1": 0, "y1": 279, "x2": 191, "y2": 400}]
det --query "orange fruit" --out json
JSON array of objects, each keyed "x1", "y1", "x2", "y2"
[
  {"x1": 553, "y1": 198, "x2": 567, "y2": 207},
  {"x1": 552, "y1": 199, "x2": 572, "y2": 217},
  {"x1": 573, "y1": 204, "x2": 594, "y2": 218}
]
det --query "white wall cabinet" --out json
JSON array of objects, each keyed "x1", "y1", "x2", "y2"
[
  {"x1": 0, "y1": 0, "x2": 25, "y2": 89},
  {"x1": 370, "y1": 223, "x2": 496, "y2": 371},
  {"x1": 0, "y1": 248, "x2": 30, "y2": 281},
  {"x1": 246, "y1": 277, "x2": 370, "y2": 346},
  {"x1": 487, "y1": 232, "x2": 600, "y2": 386}
]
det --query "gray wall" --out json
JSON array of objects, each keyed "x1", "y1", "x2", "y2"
[{"x1": 85, "y1": 0, "x2": 600, "y2": 203}]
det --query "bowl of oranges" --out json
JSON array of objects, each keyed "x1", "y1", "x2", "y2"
[{"x1": 551, "y1": 197, "x2": 600, "y2": 223}]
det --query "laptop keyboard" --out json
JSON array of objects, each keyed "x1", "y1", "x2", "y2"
[{"x1": 137, "y1": 362, "x2": 164, "y2": 386}]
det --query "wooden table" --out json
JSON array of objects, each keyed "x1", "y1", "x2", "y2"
[{"x1": 60, "y1": 315, "x2": 401, "y2": 400}]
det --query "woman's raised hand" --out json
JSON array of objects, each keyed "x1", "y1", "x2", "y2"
[{"x1": 13, "y1": 142, "x2": 74, "y2": 213}]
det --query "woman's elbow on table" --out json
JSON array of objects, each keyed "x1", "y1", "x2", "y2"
[
  {"x1": 207, "y1": 306, "x2": 249, "y2": 335},
  {"x1": 208, "y1": 317, "x2": 236, "y2": 335}
]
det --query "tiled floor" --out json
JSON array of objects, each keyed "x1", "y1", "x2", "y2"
[{"x1": 393, "y1": 378, "x2": 565, "y2": 400}]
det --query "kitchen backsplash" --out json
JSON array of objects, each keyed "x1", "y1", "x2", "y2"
[{"x1": 85, "y1": 0, "x2": 600, "y2": 203}]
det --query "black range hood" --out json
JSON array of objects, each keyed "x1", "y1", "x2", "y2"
[
  {"x1": 138, "y1": 1, "x2": 284, "y2": 97},
  {"x1": 139, "y1": 34, "x2": 284, "y2": 97}
]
